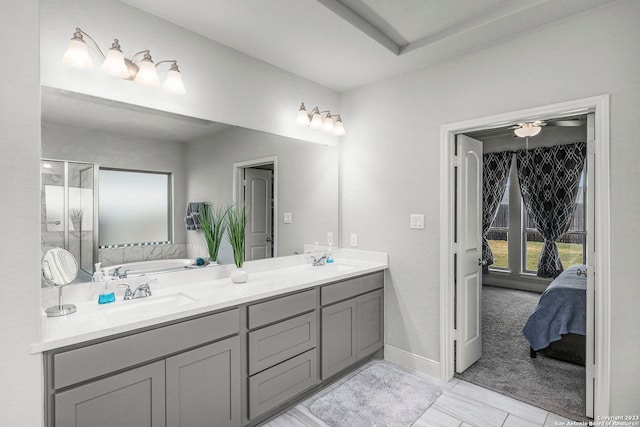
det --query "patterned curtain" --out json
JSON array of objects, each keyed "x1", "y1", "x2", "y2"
[
  {"x1": 516, "y1": 142, "x2": 586, "y2": 278},
  {"x1": 482, "y1": 152, "x2": 513, "y2": 271}
]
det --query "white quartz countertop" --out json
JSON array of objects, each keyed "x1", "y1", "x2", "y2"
[{"x1": 32, "y1": 250, "x2": 387, "y2": 353}]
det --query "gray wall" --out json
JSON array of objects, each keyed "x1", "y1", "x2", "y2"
[
  {"x1": 340, "y1": 0, "x2": 640, "y2": 413},
  {"x1": 186, "y1": 127, "x2": 339, "y2": 262},
  {"x1": 0, "y1": 1, "x2": 43, "y2": 426}
]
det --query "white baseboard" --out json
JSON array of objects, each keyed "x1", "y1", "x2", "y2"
[{"x1": 384, "y1": 344, "x2": 441, "y2": 379}]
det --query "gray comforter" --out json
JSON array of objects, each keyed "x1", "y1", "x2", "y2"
[{"x1": 522, "y1": 264, "x2": 587, "y2": 351}]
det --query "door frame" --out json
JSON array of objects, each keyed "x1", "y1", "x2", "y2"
[
  {"x1": 233, "y1": 156, "x2": 278, "y2": 257},
  {"x1": 439, "y1": 95, "x2": 610, "y2": 415}
]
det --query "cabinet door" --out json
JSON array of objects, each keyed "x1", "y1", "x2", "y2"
[
  {"x1": 166, "y1": 336, "x2": 240, "y2": 427},
  {"x1": 55, "y1": 360, "x2": 165, "y2": 427},
  {"x1": 356, "y1": 289, "x2": 384, "y2": 359},
  {"x1": 321, "y1": 298, "x2": 357, "y2": 380}
]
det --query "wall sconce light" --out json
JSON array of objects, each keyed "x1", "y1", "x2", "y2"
[
  {"x1": 296, "y1": 102, "x2": 345, "y2": 136},
  {"x1": 63, "y1": 27, "x2": 185, "y2": 95}
]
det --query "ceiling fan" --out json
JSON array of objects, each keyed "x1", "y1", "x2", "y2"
[{"x1": 511, "y1": 117, "x2": 585, "y2": 138}]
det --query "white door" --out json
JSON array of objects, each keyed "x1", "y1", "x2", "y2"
[
  {"x1": 243, "y1": 168, "x2": 273, "y2": 261},
  {"x1": 455, "y1": 134, "x2": 483, "y2": 373},
  {"x1": 585, "y1": 113, "x2": 595, "y2": 418}
]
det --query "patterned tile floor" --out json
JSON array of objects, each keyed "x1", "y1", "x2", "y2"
[{"x1": 261, "y1": 360, "x2": 577, "y2": 427}]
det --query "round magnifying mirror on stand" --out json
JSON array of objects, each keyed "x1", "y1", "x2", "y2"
[{"x1": 42, "y1": 247, "x2": 79, "y2": 317}]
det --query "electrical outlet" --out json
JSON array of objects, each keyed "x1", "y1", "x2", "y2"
[
  {"x1": 283, "y1": 212, "x2": 292, "y2": 224},
  {"x1": 350, "y1": 233, "x2": 358, "y2": 247},
  {"x1": 327, "y1": 232, "x2": 333, "y2": 245}
]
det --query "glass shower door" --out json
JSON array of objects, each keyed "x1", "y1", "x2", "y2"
[{"x1": 41, "y1": 160, "x2": 96, "y2": 282}]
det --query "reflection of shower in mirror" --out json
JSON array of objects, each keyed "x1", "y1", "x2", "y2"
[{"x1": 40, "y1": 159, "x2": 97, "y2": 283}]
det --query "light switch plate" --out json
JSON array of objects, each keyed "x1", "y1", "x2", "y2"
[
  {"x1": 283, "y1": 212, "x2": 292, "y2": 224},
  {"x1": 410, "y1": 214, "x2": 425, "y2": 229}
]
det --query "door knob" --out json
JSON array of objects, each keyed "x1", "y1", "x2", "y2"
[
  {"x1": 266, "y1": 237, "x2": 272, "y2": 242},
  {"x1": 478, "y1": 258, "x2": 487, "y2": 266}
]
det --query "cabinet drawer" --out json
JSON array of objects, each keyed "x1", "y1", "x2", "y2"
[
  {"x1": 248, "y1": 312, "x2": 316, "y2": 375},
  {"x1": 321, "y1": 271, "x2": 383, "y2": 306},
  {"x1": 248, "y1": 348, "x2": 318, "y2": 419},
  {"x1": 248, "y1": 289, "x2": 316, "y2": 329},
  {"x1": 54, "y1": 308, "x2": 239, "y2": 390}
]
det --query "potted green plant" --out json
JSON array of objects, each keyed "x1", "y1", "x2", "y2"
[
  {"x1": 226, "y1": 204, "x2": 248, "y2": 283},
  {"x1": 199, "y1": 204, "x2": 229, "y2": 264}
]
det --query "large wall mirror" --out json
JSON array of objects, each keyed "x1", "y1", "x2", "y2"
[{"x1": 41, "y1": 86, "x2": 339, "y2": 284}]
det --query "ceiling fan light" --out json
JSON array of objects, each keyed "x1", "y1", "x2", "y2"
[{"x1": 514, "y1": 123, "x2": 542, "y2": 138}]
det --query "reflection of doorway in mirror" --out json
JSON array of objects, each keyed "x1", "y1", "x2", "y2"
[{"x1": 234, "y1": 158, "x2": 276, "y2": 261}]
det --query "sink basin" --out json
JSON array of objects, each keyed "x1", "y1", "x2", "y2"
[
  {"x1": 308, "y1": 262, "x2": 357, "y2": 272},
  {"x1": 102, "y1": 293, "x2": 198, "y2": 322}
]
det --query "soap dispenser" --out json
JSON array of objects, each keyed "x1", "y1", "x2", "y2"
[
  {"x1": 98, "y1": 267, "x2": 116, "y2": 304},
  {"x1": 326, "y1": 243, "x2": 334, "y2": 263}
]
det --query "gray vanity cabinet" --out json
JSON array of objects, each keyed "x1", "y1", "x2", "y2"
[
  {"x1": 47, "y1": 309, "x2": 241, "y2": 427},
  {"x1": 356, "y1": 288, "x2": 384, "y2": 358},
  {"x1": 46, "y1": 270, "x2": 385, "y2": 427},
  {"x1": 246, "y1": 289, "x2": 319, "y2": 420},
  {"x1": 166, "y1": 336, "x2": 241, "y2": 427},
  {"x1": 321, "y1": 298, "x2": 357, "y2": 378},
  {"x1": 321, "y1": 272, "x2": 384, "y2": 380},
  {"x1": 55, "y1": 360, "x2": 166, "y2": 427}
]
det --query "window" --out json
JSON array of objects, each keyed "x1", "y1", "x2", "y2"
[
  {"x1": 99, "y1": 169, "x2": 172, "y2": 247},
  {"x1": 487, "y1": 176, "x2": 510, "y2": 270},
  {"x1": 487, "y1": 166, "x2": 586, "y2": 275},
  {"x1": 523, "y1": 170, "x2": 586, "y2": 273}
]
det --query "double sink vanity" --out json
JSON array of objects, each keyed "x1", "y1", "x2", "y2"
[{"x1": 33, "y1": 249, "x2": 387, "y2": 427}]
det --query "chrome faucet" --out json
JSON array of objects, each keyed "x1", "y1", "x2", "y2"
[
  {"x1": 312, "y1": 254, "x2": 328, "y2": 266},
  {"x1": 118, "y1": 279, "x2": 156, "y2": 300},
  {"x1": 112, "y1": 266, "x2": 129, "y2": 279}
]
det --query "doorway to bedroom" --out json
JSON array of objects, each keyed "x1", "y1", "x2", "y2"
[
  {"x1": 455, "y1": 116, "x2": 590, "y2": 421},
  {"x1": 439, "y1": 95, "x2": 611, "y2": 421}
]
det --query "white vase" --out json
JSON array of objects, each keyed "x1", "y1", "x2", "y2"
[{"x1": 230, "y1": 267, "x2": 248, "y2": 283}]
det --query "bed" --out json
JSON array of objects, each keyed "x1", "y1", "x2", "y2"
[{"x1": 522, "y1": 264, "x2": 587, "y2": 365}]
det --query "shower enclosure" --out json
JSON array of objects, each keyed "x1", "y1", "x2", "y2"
[{"x1": 41, "y1": 159, "x2": 97, "y2": 282}]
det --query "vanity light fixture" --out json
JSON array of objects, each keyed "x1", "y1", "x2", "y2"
[
  {"x1": 63, "y1": 27, "x2": 186, "y2": 95},
  {"x1": 296, "y1": 102, "x2": 346, "y2": 136}
]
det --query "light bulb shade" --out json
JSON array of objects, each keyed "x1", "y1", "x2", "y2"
[
  {"x1": 333, "y1": 118, "x2": 346, "y2": 136},
  {"x1": 514, "y1": 124, "x2": 542, "y2": 138},
  {"x1": 134, "y1": 59, "x2": 160, "y2": 86},
  {"x1": 310, "y1": 111, "x2": 323, "y2": 129},
  {"x1": 102, "y1": 49, "x2": 129, "y2": 79},
  {"x1": 163, "y1": 69, "x2": 186, "y2": 94},
  {"x1": 63, "y1": 38, "x2": 93, "y2": 68},
  {"x1": 322, "y1": 114, "x2": 334, "y2": 132},
  {"x1": 296, "y1": 104, "x2": 310, "y2": 126}
]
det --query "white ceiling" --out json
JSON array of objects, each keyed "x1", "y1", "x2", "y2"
[{"x1": 119, "y1": 0, "x2": 615, "y2": 92}]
